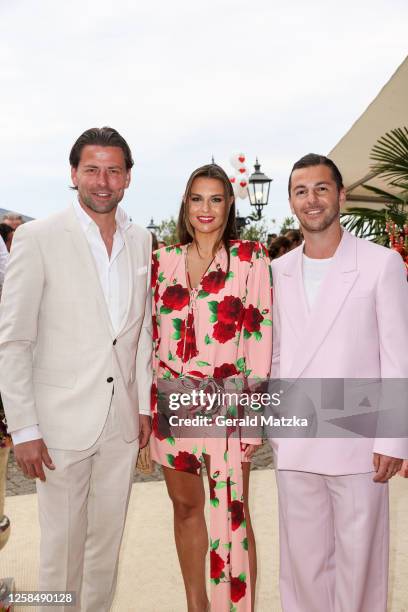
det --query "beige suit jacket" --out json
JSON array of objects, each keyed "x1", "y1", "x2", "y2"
[{"x1": 0, "y1": 206, "x2": 152, "y2": 450}]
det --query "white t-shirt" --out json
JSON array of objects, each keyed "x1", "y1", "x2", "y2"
[{"x1": 302, "y1": 254, "x2": 332, "y2": 308}]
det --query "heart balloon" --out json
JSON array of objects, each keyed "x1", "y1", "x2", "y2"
[
  {"x1": 230, "y1": 178, "x2": 239, "y2": 195},
  {"x1": 238, "y1": 166, "x2": 247, "y2": 174},
  {"x1": 239, "y1": 180, "x2": 248, "y2": 188},
  {"x1": 230, "y1": 152, "x2": 246, "y2": 170}
]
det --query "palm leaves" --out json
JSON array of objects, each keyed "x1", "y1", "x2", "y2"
[
  {"x1": 341, "y1": 127, "x2": 408, "y2": 242},
  {"x1": 370, "y1": 127, "x2": 408, "y2": 190}
]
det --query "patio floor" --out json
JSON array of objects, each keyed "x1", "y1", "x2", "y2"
[{"x1": 1, "y1": 470, "x2": 407, "y2": 611}]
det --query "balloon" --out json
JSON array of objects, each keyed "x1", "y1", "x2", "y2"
[
  {"x1": 237, "y1": 184, "x2": 248, "y2": 199},
  {"x1": 230, "y1": 152, "x2": 246, "y2": 170},
  {"x1": 230, "y1": 176, "x2": 239, "y2": 196}
]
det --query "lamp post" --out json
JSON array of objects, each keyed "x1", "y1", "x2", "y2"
[
  {"x1": 235, "y1": 158, "x2": 272, "y2": 235},
  {"x1": 146, "y1": 218, "x2": 159, "y2": 233}
]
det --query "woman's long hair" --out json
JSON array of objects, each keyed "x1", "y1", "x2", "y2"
[{"x1": 177, "y1": 164, "x2": 237, "y2": 264}]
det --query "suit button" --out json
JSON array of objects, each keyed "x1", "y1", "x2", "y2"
[
  {"x1": 113, "y1": 339, "x2": 117, "y2": 346},
  {"x1": 107, "y1": 377, "x2": 113, "y2": 383}
]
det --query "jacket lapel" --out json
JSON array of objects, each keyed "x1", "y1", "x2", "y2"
[
  {"x1": 287, "y1": 230, "x2": 359, "y2": 378},
  {"x1": 63, "y1": 206, "x2": 115, "y2": 339},
  {"x1": 280, "y1": 247, "x2": 309, "y2": 343}
]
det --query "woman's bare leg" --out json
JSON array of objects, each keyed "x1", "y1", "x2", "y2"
[
  {"x1": 242, "y1": 462, "x2": 257, "y2": 611},
  {"x1": 163, "y1": 466, "x2": 209, "y2": 612}
]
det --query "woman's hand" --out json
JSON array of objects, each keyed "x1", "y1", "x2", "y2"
[{"x1": 244, "y1": 443, "x2": 262, "y2": 461}]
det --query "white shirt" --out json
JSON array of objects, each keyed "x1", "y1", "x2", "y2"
[
  {"x1": 12, "y1": 200, "x2": 131, "y2": 444},
  {"x1": 0, "y1": 235, "x2": 8, "y2": 290},
  {"x1": 302, "y1": 253, "x2": 332, "y2": 309}
]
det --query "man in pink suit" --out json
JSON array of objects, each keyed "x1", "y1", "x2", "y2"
[{"x1": 270, "y1": 154, "x2": 408, "y2": 612}]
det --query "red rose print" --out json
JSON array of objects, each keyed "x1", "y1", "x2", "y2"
[
  {"x1": 226, "y1": 476, "x2": 232, "y2": 505},
  {"x1": 210, "y1": 550, "x2": 225, "y2": 580},
  {"x1": 150, "y1": 383, "x2": 157, "y2": 411},
  {"x1": 151, "y1": 254, "x2": 159, "y2": 287},
  {"x1": 243, "y1": 304, "x2": 264, "y2": 333},
  {"x1": 230, "y1": 576, "x2": 247, "y2": 602},
  {"x1": 213, "y1": 363, "x2": 238, "y2": 378},
  {"x1": 175, "y1": 313, "x2": 198, "y2": 362},
  {"x1": 176, "y1": 320, "x2": 186, "y2": 359},
  {"x1": 217, "y1": 296, "x2": 244, "y2": 325},
  {"x1": 187, "y1": 370, "x2": 206, "y2": 378},
  {"x1": 209, "y1": 477, "x2": 217, "y2": 500},
  {"x1": 213, "y1": 322, "x2": 236, "y2": 344},
  {"x1": 173, "y1": 451, "x2": 201, "y2": 474},
  {"x1": 202, "y1": 269, "x2": 227, "y2": 294},
  {"x1": 152, "y1": 315, "x2": 159, "y2": 341},
  {"x1": 230, "y1": 499, "x2": 245, "y2": 531},
  {"x1": 154, "y1": 284, "x2": 160, "y2": 304},
  {"x1": 237, "y1": 241, "x2": 255, "y2": 262},
  {"x1": 184, "y1": 313, "x2": 198, "y2": 362},
  {"x1": 162, "y1": 284, "x2": 189, "y2": 311}
]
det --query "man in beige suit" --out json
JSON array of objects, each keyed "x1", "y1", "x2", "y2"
[{"x1": 0, "y1": 127, "x2": 152, "y2": 611}]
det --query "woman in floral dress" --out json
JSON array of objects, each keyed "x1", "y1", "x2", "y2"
[{"x1": 150, "y1": 164, "x2": 272, "y2": 612}]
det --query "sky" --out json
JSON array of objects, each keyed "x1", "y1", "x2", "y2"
[{"x1": 1, "y1": 0, "x2": 407, "y2": 233}]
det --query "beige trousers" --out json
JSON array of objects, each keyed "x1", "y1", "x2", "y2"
[{"x1": 36, "y1": 398, "x2": 139, "y2": 612}]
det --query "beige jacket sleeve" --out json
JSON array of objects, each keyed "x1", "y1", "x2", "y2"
[
  {"x1": 0, "y1": 234, "x2": 8, "y2": 290},
  {"x1": 135, "y1": 231, "x2": 153, "y2": 416},
  {"x1": 0, "y1": 225, "x2": 45, "y2": 431}
]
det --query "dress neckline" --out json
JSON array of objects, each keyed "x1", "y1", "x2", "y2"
[{"x1": 184, "y1": 242, "x2": 222, "y2": 293}]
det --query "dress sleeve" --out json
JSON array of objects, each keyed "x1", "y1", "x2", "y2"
[
  {"x1": 241, "y1": 242, "x2": 273, "y2": 378},
  {"x1": 239, "y1": 242, "x2": 273, "y2": 444}
]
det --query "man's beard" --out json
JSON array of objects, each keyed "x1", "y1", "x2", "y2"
[
  {"x1": 81, "y1": 192, "x2": 120, "y2": 214},
  {"x1": 300, "y1": 205, "x2": 339, "y2": 233}
]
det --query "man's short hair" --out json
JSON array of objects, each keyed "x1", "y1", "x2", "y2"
[
  {"x1": 69, "y1": 127, "x2": 134, "y2": 170},
  {"x1": 0, "y1": 223, "x2": 14, "y2": 242},
  {"x1": 1, "y1": 212, "x2": 23, "y2": 223},
  {"x1": 288, "y1": 153, "x2": 344, "y2": 195}
]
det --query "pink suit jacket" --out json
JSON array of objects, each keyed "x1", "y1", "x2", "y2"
[{"x1": 271, "y1": 229, "x2": 408, "y2": 474}]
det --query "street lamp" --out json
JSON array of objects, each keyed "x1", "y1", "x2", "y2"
[
  {"x1": 146, "y1": 218, "x2": 159, "y2": 233},
  {"x1": 247, "y1": 158, "x2": 272, "y2": 218},
  {"x1": 235, "y1": 158, "x2": 272, "y2": 234}
]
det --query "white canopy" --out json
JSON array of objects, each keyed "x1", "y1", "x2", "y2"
[{"x1": 328, "y1": 55, "x2": 408, "y2": 211}]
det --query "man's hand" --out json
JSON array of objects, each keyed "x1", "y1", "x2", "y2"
[
  {"x1": 14, "y1": 439, "x2": 55, "y2": 482},
  {"x1": 373, "y1": 453, "x2": 403, "y2": 483},
  {"x1": 138, "y1": 415, "x2": 151, "y2": 449}
]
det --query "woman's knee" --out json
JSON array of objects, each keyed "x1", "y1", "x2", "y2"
[{"x1": 170, "y1": 493, "x2": 205, "y2": 521}]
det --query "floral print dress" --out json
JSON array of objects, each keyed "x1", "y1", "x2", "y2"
[{"x1": 150, "y1": 240, "x2": 272, "y2": 611}]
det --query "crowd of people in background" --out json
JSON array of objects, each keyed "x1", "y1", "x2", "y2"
[
  {"x1": 267, "y1": 228, "x2": 303, "y2": 260},
  {"x1": 150, "y1": 227, "x2": 304, "y2": 262},
  {"x1": 0, "y1": 213, "x2": 24, "y2": 298}
]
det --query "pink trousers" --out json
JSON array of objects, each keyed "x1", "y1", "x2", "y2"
[{"x1": 275, "y1": 470, "x2": 389, "y2": 612}]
